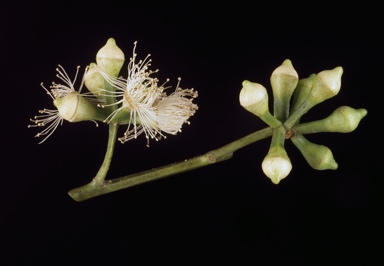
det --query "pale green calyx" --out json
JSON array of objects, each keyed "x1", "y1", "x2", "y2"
[
  {"x1": 239, "y1": 80, "x2": 281, "y2": 128},
  {"x1": 96, "y1": 38, "x2": 125, "y2": 77},
  {"x1": 291, "y1": 134, "x2": 338, "y2": 170},
  {"x1": 262, "y1": 126, "x2": 292, "y2": 184},
  {"x1": 270, "y1": 59, "x2": 299, "y2": 121}
]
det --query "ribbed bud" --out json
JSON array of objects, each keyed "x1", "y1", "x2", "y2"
[
  {"x1": 239, "y1": 80, "x2": 281, "y2": 128},
  {"x1": 270, "y1": 59, "x2": 299, "y2": 121},
  {"x1": 53, "y1": 92, "x2": 108, "y2": 122},
  {"x1": 96, "y1": 38, "x2": 125, "y2": 77},
  {"x1": 291, "y1": 134, "x2": 338, "y2": 170},
  {"x1": 262, "y1": 127, "x2": 292, "y2": 184},
  {"x1": 293, "y1": 106, "x2": 368, "y2": 134}
]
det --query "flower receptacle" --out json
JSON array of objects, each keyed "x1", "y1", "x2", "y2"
[{"x1": 54, "y1": 92, "x2": 108, "y2": 122}]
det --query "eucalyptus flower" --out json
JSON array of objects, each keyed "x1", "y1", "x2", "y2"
[
  {"x1": 97, "y1": 42, "x2": 198, "y2": 146},
  {"x1": 29, "y1": 65, "x2": 107, "y2": 143}
]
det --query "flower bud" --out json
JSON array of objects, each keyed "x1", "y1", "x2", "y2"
[
  {"x1": 270, "y1": 59, "x2": 299, "y2": 121},
  {"x1": 84, "y1": 63, "x2": 106, "y2": 99},
  {"x1": 307, "y1": 66, "x2": 343, "y2": 106},
  {"x1": 262, "y1": 147, "x2": 292, "y2": 184},
  {"x1": 96, "y1": 38, "x2": 125, "y2": 77},
  {"x1": 293, "y1": 106, "x2": 368, "y2": 134},
  {"x1": 291, "y1": 73, "x2": 316, "y2": 113},
  {"x1": 291, "y1": 134, "x2": 338, "y2": 170},
  {"x1": 262, "y1": 127, "x2": 292, "y2": 184},
  {"x1": 283, "y1": 67, "x2": 343, "y2": 129},
  {"x1": 53, "y1": 92, "x2": 108, "y2": 122},
  {"x1": 239, "y1": 80, "x2": 281, "y2": 128}
]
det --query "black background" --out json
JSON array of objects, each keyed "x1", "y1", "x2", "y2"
[{"x1": 1, "y1": 1, "x2": 380, "y2": 264}]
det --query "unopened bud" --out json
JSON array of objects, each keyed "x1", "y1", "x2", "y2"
[
  {"x1": 262, "y1": 127, "x2": 292, "y2": 184},
  {"x1": 291, "y1": 134, "x2": 338, "y2": 170},
  {"x1": 284, "y1": 67, "x2": 343, "y2": 129},
  {"x1": 96, "y1": 38, "x2": 125, "y2": 77},
  {"x1": 293, "y1": 106, "x2": 368, "y2": 134},
  {"x1": 307, "y1": 66, "x2": 343, "y2": 106},
  {"x1": 84, "y1": 63, "x2": 106, "y2": 99},
  {"x1": 239, "y1": 80, "x2": 281, "y2": 128},
  {"x1": 270, "y1": 59, "x2": 299, "y2": 121}
]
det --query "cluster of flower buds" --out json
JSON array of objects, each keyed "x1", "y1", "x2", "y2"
[
  {"x1": 29, "y1": 38, "x2": 198, "y2": 146},
  {"x1": 239, "y1": 59, "x2": 367, "y2": 184}
]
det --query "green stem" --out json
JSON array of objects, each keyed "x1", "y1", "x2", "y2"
[
  {"x1": 93, "y1": 123, "x2": 118, "y2": 184},
  {"x1": 283, "y1": 100, "x2": 313, "y2": 129},
  {"x1": 68, "y1": 126, "x2": 273, "y2": 202}
]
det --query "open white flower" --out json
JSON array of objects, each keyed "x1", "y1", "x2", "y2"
[
  {"x1": 155, "y1": 79, "x2": 198, "y2": 135},
  {"x1": 29, "y1": 65, "x2": 102, "y2": 143},
  {"x1": 97, "y1": 42, "x2": 198, "y2": 146}
]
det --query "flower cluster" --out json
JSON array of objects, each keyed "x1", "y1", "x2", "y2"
[
  {"x1": 29, "y1": 38, "x2": 198, "y2": 146},
  {"x1": 239, "y1": 59, "x2": 367, "y2": 184}
]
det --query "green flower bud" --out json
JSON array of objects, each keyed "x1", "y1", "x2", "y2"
[
  {"x1": 284, "y1": 67, "x2": 343, "y2": 129},
  {"x1": 54, "y1": 91, "x2": 108, "y2": 122},
  {"x1": 239, "y1": 80, "x2": 281, "y2": 128},
  {"x1": 96, "y1": 38, "x2": 125, "y2": 77},
  {"x1": 84, "y1": 63, "x2": 106, "y2": 99},
  {"x1": 270, "y1": 59, "x2": 299, "y2": 121},
  {"x1": 291, "y1": 73, "x2": 316, "y2": 113},
  {"x1": 307, "y1": 66, "x2": 343, "y2": 106},
  {"x1": 262, "y1": 126, "x2": 292, "y2": 184},
  {"x1": 291, "y1": 134, "x2": 338, "y2": 170},
  {"x1": 293, "y1": 106, "x2": 368, "y2": 134}
]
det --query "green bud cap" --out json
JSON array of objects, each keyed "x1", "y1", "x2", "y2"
[
  {"x1": 291, "y1": 134, "x2": 338, "y2": 170},
  {"x1": 53, "y1": 92, "x2": 108, "y2": 122},
  {"x1": 270, "y1": 59, "x2": 299, "y2": 121},
  {"x1": 96, "y1": 38, "x2": 125, "y2": 77},
  {"x1": 293, "y1": 106, "x2": 368, "y2": 134},
  {"x1": 84, "y1": 63, "x2": 106, "y2": 99},
  {"x1": 307, "y1": 66, "x2": 343, "y2": 106},
  {"x1": 240, "y1": 80, "x2": 281, "y2": 128},
  {"x1": 291, "y1": 73, "x2": 316, "y2": 112}
]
